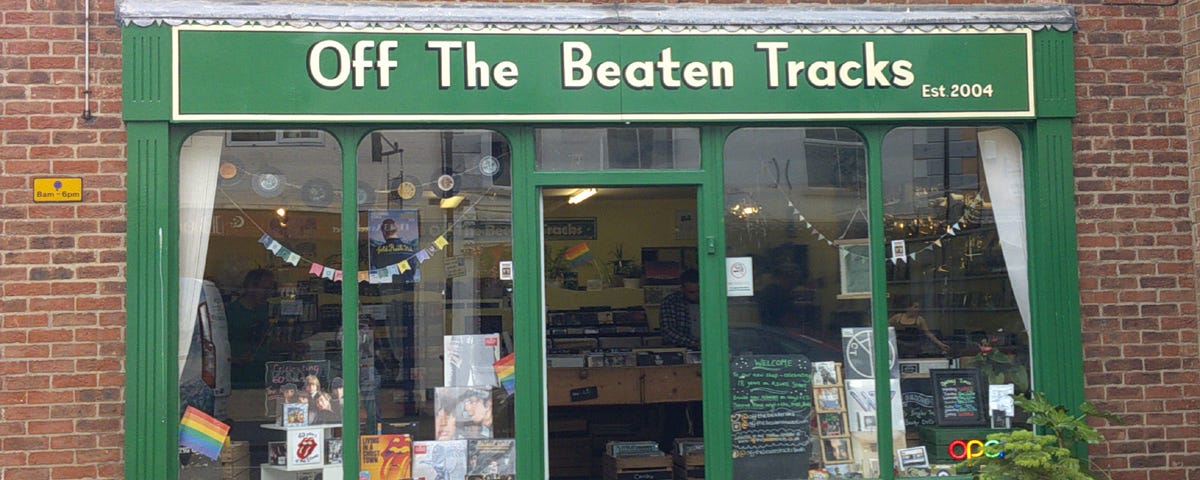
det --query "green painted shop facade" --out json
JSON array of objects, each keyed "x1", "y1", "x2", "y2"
[{"x1": 120, "y1": 3, "x2": 1079, "y2": 479}]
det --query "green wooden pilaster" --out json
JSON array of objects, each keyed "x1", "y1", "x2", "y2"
[
  {"x1": 124, "y1": 121, "x2": 175, "y2": 480},
  {"x1": 1028, "y1": 118, "x2": 1084, "y2": 416},
  {"x1": 337, "y1": 128, "x2": 363, "y2": 478}
]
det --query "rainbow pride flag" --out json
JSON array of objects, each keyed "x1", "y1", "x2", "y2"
[
  {"x1": 494, "y1": 353, "x2": 515, "y2": 394},
  {"x1": 563, "y1": 242, "x2": 592, "y2": 268},
  {"x1": 180, "y1": 406, "x2": 230, "y2": 460}
]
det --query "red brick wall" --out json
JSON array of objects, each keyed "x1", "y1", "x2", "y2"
[
  {"x1": 1, "y1": 1, "x2": 1197, "y2": 479},
  {"x1": 1074, "y1": 2, "x2": 1200, "y2": 480},
  {"x1": 0, "y1": 0, "x2": 127, "y2": 479}
]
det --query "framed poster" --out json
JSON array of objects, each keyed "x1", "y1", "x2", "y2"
[
  {"x1": 931, "y1": 369, "x2": 987, "y2": 427},
  {"x1": 835, "y1": 239, "x2": 871, "y2": 300}
]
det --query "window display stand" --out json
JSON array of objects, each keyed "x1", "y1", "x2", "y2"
[{"x1": 259, "y1": 423, "x2": 342, "y2": 480}]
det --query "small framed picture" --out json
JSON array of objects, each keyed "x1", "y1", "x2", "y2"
[
  {"x1": 818, "y1": 413, "x2": 846, "y2": 437},
  {"x1": 897, "y1": 446, "x2": 931, "y2": 469},
  {"x1": 815, "y1": 387, "x2": 844, "y2": 412},
  {"x1": 812, "y1": 362, "x2": 842, "y2": 386},
  {"x1": 822, "y1": 437, "x2": 853, "y2": 464}
]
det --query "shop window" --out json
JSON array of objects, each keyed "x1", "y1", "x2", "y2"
[
  {"x1": 225, "y1": 129, "x2": 326, "y2": 147},
  {"x1": 883, "y1": 127, "x2": 1030, "y2": 478},
  {"x1": 536, "y1": 127, "x2": 700, "y2": 170},
  {"x1": 355, "y1": 130, "x2": 516, "y2": 479},
  {"x1": 724, "y1": 127, "x2": 883, "y2": 479},
  {"x1": 177, "y1": 129, "x2": 345, "y2": 478}
]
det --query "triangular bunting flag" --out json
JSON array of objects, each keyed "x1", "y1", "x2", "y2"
[
  {"x1": 309, "y1": 263, "x2": 323, "y2": 275},
  {"x1": 321, "y1": 267, "x2": 335, "y2": 280},
  {"x1": 415, "y1": 249, "x2": 431, "y2": 263},
  {"x1": 358, "y1": 271, "x2": 368, "y2": 282},
  {"x1": 434, "y1": 236, "x2": 449, "y2": 250},
  {"x1": 267, "y1": 241, "x2": 282, "y2": 253},
  {"x1": 333, "y1": 270, "x2": 342, "y2": 282},
  {"x1": 258, "y1": 234, "x2": 272, "y2": 246},
  {"x1": 933, "y1": 239, "x2": 942, "y2": 248},
  {"x1": 398, "y1": 261, "x2": 410, "y2": 273},
  {"x1": 275, "y1": 247, "x2": 290, "y2": 259},
  {"x1": 387, "y1": 264, "x2": 400, "y2": 276},
  {"x1": 285, "y1": 252, "x2": 300, "y2": 266}
]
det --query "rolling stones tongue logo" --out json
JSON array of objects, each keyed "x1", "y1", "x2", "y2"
[{"x1": 296, "y1": 436, "x2": 318, "y2": 460}]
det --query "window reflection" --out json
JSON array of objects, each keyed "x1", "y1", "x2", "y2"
[
  {"x1": 884, "y1": 127, "x2": 1030, "y2": 478},
  {"x1": 536, "y1": 127, "x2": 700, "y2": 170},
  {"x1": 724, "y1": 128, "x2": 880, "y2": 478},
  {"x1": 178, "y1": 129, "x2": 344, "y2": 478},
  {"x1": 355, "y1": 130, "x2": 517, "y2": 480}
]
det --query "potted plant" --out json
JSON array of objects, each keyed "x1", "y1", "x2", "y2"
[
  {"x1": 610, "y1": 244, "x2": 643, "y2": 288},
  {"x1": 961, "y1": 391, "x2": 1121, "y2": 480},
  {"x1": 965, "y1": 332, "x2": 1030, "y2": 394},
  {"x1": 545, "y1": 246, "x2": 571, "y2": 288}
]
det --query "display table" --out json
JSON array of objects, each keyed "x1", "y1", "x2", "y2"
[
  {"x1": 546, "y1": 364, "x2": 701, "y2": 406},
  {"x1": 259, "y1": 423, "x2": 343, "y2": 480}
]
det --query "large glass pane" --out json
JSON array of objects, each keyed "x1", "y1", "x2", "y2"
[
  {"x1": 539, "y1": 185, "x2": 702, "y2": 479},
  {"x1": 882, "y1": 127, "x2": 1030, "y2": 478},
  {"x1": 724, "y1": 128, "x2": 884, "y2": 479},
  {"x1": 536, "y1": 127, "x2": 700, "y2": 170},
  {"x1": 177, "y1": 130, "x2": 344, "y2": 479},
  {"x1": 355, "y1": 130, "x2": 516, "y2": 480}
]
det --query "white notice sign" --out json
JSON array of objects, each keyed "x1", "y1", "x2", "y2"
[{"x1": 726, "y1": 257, "x2": 754, "y2": 297}]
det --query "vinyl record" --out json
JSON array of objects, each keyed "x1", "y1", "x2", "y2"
[
  {"x1": 301, "y1": 178, "x2": 334, "y2": 208},
  {"x1": 251, "y1": 168, "x2": 285, "y2": 198}
]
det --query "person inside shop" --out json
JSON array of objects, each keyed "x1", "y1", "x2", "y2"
[
  {"x1": 302, "y1": 374, "x2": 323, "y2": 405},
  {"x1": 462, "y1": 389, "x2": 494, "y2": 438},
  {"x1": 660, "y1": 269, "x2": 701, "y2": 349},
  {"x1": 226, "y1": 268, "x2": 275, "y2": 387},
  {"x1": 434, "y1": 395, "x2": 459, "y2": 440},
  {"x1": 888, "y1": 302, "x2": 951, "y2": 355},
  {"x1": 310, "y1": 392, "x2": 338, "y2": 424}
]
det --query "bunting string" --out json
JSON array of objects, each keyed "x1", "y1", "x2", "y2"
[
  {"x1": 777, "y1": 189, "x2": 984, "y2": 263},
  {"x1": 219, "y1": 181, "x2": 500, "y2": 283}
]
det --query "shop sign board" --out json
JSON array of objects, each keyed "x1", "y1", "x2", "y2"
[{"x1": 173, "y1": 26, "x2": 1034, "y2": 121}]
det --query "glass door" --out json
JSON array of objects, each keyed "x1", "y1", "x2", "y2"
[{"x1": 541, "y1": 186, "x2": 702, "y2": 479}]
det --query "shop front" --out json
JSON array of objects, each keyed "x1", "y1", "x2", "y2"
[{"x1": 120, "y1": 3, "x2": 1079, "y2": 479}]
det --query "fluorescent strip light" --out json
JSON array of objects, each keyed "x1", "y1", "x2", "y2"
[{"x1": 568, "y1": 188, "x2": 598, "y2": 205}]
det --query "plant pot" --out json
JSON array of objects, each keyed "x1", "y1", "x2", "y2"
[{"x1": 622, "y1": 277, "x2": 642, "y2": 289}]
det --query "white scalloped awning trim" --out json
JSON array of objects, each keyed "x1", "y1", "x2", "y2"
[{"x1": 115, "y1": 1, "x2": 1077, "y2": 33}]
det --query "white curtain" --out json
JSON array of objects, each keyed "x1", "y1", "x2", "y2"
[
  {"x1": 178, "y1": 133, "x2": 224, "y2": 380},
  {"x1": 978, "y1": 128, "x2": 1030, "y2": 334}
]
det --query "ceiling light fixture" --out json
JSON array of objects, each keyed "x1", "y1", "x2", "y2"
[{"x1": 568, "y1": 188, "x2": 598, "y2": 205}]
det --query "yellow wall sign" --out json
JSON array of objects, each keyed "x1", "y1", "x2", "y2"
[{"x1": 33, "y1": 178, "x2": 83, "y2": 203}]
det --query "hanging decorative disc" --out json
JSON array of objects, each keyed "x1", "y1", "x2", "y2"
[
  {"x1": 479, "y1": 155, "x2": 501, "y2": 177},
  {"x1": 301, "y1": 178, "x2": 334, "y2": 208},
  {"x1": 217, "y1": 161, "x2": 244, "y2": 187},
  {"x1": 436, "y1": 174, "x2": 456, "y2": 193},
  {"x1": 398, "y1": 181, "x2": 417, "y2": 200},
  {"x1": 356, "y1": 181, "x2": 375, "y2": 206},
  {"x1": 252, "y1": 168, "x2": 285, "y2": 198},
  {"x1": 388, "y1": 175, "x2": 421, "y2": 203}
]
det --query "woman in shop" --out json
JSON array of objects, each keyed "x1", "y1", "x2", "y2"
[{"x1": 888, "y1": 302, "x2": 951, "y2": 354}]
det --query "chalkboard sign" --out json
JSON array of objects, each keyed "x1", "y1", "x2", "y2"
[
  {"x1": 730, "y1": 355, "x2": 813, "y2": 480},
  {"x1": 930, "y1": 369, "x2": 986, "y2": 427},
  {"x1": 900, "y1": 377, "x2": 937, "y2": 428}
]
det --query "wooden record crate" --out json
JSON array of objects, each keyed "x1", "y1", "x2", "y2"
[
  {"x1": 603, "y1": 455, "x2": 673, "y2": 480},
  {"x1": 673, "y1": 453, "x2": 705, "y2": 480}
]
